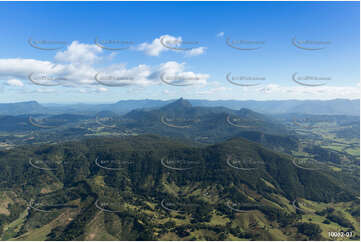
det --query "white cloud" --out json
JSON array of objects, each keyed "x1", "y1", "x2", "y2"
[
  {"x1": 185, "y1": 47, "x2": 207, "y2": 57},
  {"x1": 158, "y1": 61, "x2": 185, "y2": 74},
  {"x1": 135, "y1": 35, "x2": 206, "y2": 57},
  {"x1": 97, "y1": 63, "x2": 153, "y2": 86},
  {"x1": 135, "y1": 35, "x2": 179, "y2": 56},
  {"x1": 157, "y1": 61, "x2": 209, "y2": 86},
  {"x1": 0, "y1": 40, "x2": 357, "y2": 101},
  {"x1": 0, "y1": 55, "x2": 209, "y2": 89},
  {"x1": 0, "y1": 41, "x2": 207, "y2": 89},
  {"x1": 95, "y1": 61, "x2": 209, "y2": 87},
  {"x1": 6, "y1": 79, "x2": 24, "y2": 87},
  {"x1": 55, "y1": 41, "x2": 102, "y2": 64},
  {"x1": 217, "y1": 32, "x2": 224, "y2": 38},
  {"x1": 60, "y1": 63, "x2": 98, "y2": 86},
  {"x1": 0, "y1": 58, "x2": 65, "y2": 78},
  {"x1": 0, "y1": 42, "x2": 102, "y2": 87}
]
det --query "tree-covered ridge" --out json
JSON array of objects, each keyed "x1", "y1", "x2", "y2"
[{"x1": 0, "y1": 135, "x2": 358, "y2": 240}]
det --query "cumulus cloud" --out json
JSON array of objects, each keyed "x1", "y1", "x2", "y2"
[
  {"x1": 135, "y1": 35, "x2": 206, "y2": 57},
  {"x1": 0, "y1": 58, "x2": 98, "y2": 87},
  {"x1": 0, "y1": 58, "x2": 65, "y2": 78},
  {"x1": 95, "y1": 63, "x2": 153, "y2": 87},
  {"x1": 95, "y1": 61, "x2": 209, "y2": 87},
  {"x1": 0, "y1": 40, "x2": 357, "y2": 101},
  {"x1": 0, "y1": 59, "x2": 209, "y2": 88},
  {"x1": 217, "y1": 32, "x2": 224, "y2": 38},
  {"x1": 0, "y1": 40, "x2": 210, "y2": 89},
  {"x1": 60, "y1": 64, "x2": 98, "y2": 86},
  {"x1": 135, "y1": 35, "x2": 180, "y2": 56},
  {"x1": 158, "y1": 61, "x2": 185, "y2": 74},
  {"x1": 157, "y1": 61, "x2": 209, "y2": 86},
  {"x1": 55, "y1": 41, "x2": 102, "y2": 64}
]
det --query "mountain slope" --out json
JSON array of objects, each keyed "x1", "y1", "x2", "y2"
[
  {"x1": 0, "y1": 101, "x2": 47, "y2": 115},
  {"x1": 0, "y1": 135, "x2": 358, "y2": 240},
  {"x1": 122, "y1": 98, "x2": 297, "y2": 150}
]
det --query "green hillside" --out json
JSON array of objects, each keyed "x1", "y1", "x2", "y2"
[{"x1": 0, "y1": 135, "x2": 358, "y2": 241}]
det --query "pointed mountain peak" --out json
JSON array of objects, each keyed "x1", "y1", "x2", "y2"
[
  {"x1": 162, "y1": 98, "x2": 192, "y2": 110},
  {"x1": 238, "y1": 108, "x2": 255, "y2": 114}
]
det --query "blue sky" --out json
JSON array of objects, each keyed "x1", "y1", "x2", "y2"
[{"x1": 0, "y1": 1, "x2": 359, "y2": 103}]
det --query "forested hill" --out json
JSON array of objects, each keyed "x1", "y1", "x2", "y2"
[{"x1": 0, "y1": 135, "x2": 358, "y2": 240}]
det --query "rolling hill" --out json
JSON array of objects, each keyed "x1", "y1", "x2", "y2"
[{"x1": 0, "y1": 134, "x2": 358, "y2": 240}]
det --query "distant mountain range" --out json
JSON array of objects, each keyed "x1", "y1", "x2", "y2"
[
  {"x1": 0, "y1": 98, "x2": 354, "y2": 168},
  {"x1": 0, "y1": 99, "x2": 296, "y2": 149},
  {"x1": 0, "y1": 101, "x2": 47, "y2": 115},
  {"x1": 0, "y1": 99, "x2": 359, "y2": 116}
]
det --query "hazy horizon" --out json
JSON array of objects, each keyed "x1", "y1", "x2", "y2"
[{"x1": 0, "y1": 97, "x2": 359, "y2": 105}]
